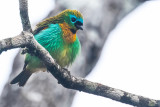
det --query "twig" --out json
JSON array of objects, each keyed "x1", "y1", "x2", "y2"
[{"x1": 19, "y1": 0, "x2": 32, "y2": 32}]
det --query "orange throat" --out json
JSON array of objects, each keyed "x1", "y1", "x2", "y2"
[{"x1": 59, "y1": 22, "x2": 77, "y2": 43}]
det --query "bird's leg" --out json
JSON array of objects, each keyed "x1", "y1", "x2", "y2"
[
  {"x1": 21, "y1": 47, "x2": 36, "y2": 56},
  {"x1": 62, "y1": 67, "x2": 71, "y2": 76},
  {"x1": 63, "y1": 68, "x2": 68, "y2": 71},
  {"x1": 21, "y1": 48, "x2": 29, "y2": 54}
]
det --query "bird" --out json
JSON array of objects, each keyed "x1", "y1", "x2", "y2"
[{"x1": 10, "y1": 9, "x2": 83, "y2": 86}]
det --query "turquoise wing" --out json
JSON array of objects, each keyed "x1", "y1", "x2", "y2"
[
  {"x1": 25, "y1": 24, "x2": 63, "y2": 69},
  {"x1": 34, "y1": 24, "x2": 63, "y2": 53},
  {"x1": 25, "y1": 23, "x2": 81, "y2": 68}
]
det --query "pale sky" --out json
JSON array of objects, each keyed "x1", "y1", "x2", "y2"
[
  {"x1": 0, "y1": 0, "x2": 160, "y2": 107},
  {"x1": 71, "y1": 1, "x2": 160, "y2": 107},
  {"x1": 0, "y1": 0, "x2": 54, "y2": 95}
]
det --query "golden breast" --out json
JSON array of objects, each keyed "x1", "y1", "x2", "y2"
[{"x1": 59, "y1": 22, "x2": 77, "y2": 43}]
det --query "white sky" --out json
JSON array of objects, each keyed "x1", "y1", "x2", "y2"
[
  {"x1": 0, "y1": 0, "x2": 54, "y2": 95},
  {"x1": 71, "y1": 1, "x2": 160, "y2": 107},
  {"x1": 0, "y1": 0, "x2": 160, "y2": 107}
]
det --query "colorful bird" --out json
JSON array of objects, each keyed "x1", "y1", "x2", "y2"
[{"x1": 10, "y1": 9, "x2": 83, "y2": 86}]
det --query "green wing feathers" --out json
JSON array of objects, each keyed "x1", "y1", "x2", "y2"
[
  {"x1": 26, "y1": 24, "x2": 80, "y2": 68},
  {"x1": 33, "y1": 14, "x2": 64, "y2": 35}
]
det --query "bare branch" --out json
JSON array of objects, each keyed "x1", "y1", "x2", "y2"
[
  {"x1": 0, "y1": 0, "x2": 160, "y2": 107},
  {"x1": 19, "y1": 0, "x2": 32, "y2": 32},
  {"x1": 0, "y1": 32, "x2": 29, "y2": 54},
  {"x1": 0, "y1": 32, "x2": 160, "y2": 107}
]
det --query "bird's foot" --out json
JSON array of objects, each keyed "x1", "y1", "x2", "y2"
[
  {"x1": 21, "y1": 48, "x2": 29, "y2": 54},
  {"x1": 21, "y1": 47, "x2": 36, "y2": 56},
  {"x1": 62, "y1": 68, "x2": 71, "y2": 75}
]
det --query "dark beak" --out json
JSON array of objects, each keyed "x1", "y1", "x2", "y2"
[{"x1": 75, "y1": 21, "x2": 83, "y2": 30}]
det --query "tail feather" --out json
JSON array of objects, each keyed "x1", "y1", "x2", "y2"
[{"x1": 10, "y1": 70, "x2": 32, "y2": 87}]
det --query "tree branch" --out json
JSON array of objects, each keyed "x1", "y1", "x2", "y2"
[
  {"x1": 0, "y1": 32, "x2": 160, "y2": 107},
  {"x1": 0, "y1": 0, "x2": 160, "y2": 107},
  {"x1": 19, "y1": 0, "x2": 32, "y2": 32}
]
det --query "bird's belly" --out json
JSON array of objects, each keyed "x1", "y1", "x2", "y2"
[
  {"x1": 25, "y1": 54, "x2": 46, "y2": 73},
  {"x1": 51, "y1": 49, "x2": 71, "y2": 68}
]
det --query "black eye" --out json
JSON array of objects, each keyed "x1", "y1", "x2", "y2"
[{"x1": 71, "y1": 17, "x2": 76, "y2": 22}]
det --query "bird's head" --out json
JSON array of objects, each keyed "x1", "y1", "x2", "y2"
[{"x1": 58, "y1": 9, "x2": 83, "y2": 33}]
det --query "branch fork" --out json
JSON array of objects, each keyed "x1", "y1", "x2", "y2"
[{"x1": 0, "y1": 0, "x2": 160, "y2": 107}]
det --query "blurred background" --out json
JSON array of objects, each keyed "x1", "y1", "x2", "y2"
[{"x1": 0, "y1": 0, "x2": 160, "y2": 107}]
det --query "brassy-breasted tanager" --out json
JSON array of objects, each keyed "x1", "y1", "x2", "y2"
[{"x1": 10, "y1": 9, "x2": 83, "y2": 86}]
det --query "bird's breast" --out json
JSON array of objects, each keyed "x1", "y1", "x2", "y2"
[{"x1": 59, "y1": 22, "x2": 76, "y2": 43}]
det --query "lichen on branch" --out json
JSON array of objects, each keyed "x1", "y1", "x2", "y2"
[{"x1": 0, "y1": 0, "x2": 160, "y2": 107}]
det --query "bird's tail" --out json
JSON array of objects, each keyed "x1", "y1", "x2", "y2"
[{"x1": 10, "y1": 70, "x2": 32, "y2": 87}]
